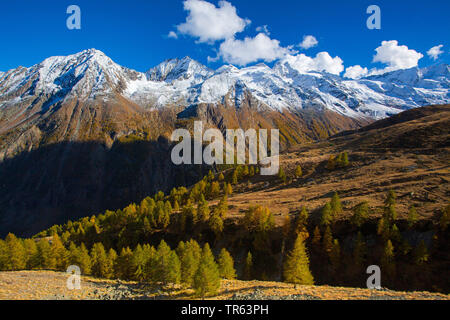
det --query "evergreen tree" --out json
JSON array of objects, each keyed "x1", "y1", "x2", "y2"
[
  {"x1": 36, "y1": 239, "x2": 52, "y2": 270},
  {"x1": 278, "y1": 167, "x2": 287, "y2": 184},
  {"x1": 351, "y1": 202, "x2": 369, "y2": 228},
  {"x1": 197, "y1": 196, "x2": 211, "y2": 222},
  {"x1": 295, "y1": 165, "x2": 303, "y2": 178},
  {"x1": 232, "y1": 170, "x2": 238, "y2": 185},
  {"x1": 353, "y1": 232, "x2": 367, "y2": 270},
  {"x1": 322, "y1": 226, "x2": 333, "y2": 254},
  {"x1": 407, "y1": 205, "x2": 418, "y2": 229},
  {"x1": 329, "y1": 239, "x2": 341, "y2": 274},
  {"x1": 326, "y1": 155, "x2": 336, "y2": 170},
  {"x1": 381, "y1": 240, "x2": 395, "y2": 278},
  {"x1": 90, "y1": 243, "x2": 109, "y2": 278},
  {"x1": 155, "y1": 240, "x2": 181, "y2": 284},
  {"x1": 23, "y1": 239, "x2": 39, "y2": 270},
  {"x1": 217, "y1": 248, "x2": 236, "y2": 280},
  {"x1": 330, "y1": 192, "x2": 342, "y2": 216},
  {"x1": 413, "y1": 240, "x2": 429, "y2": 265},
  {"x1": 320, "y1": 202, "x2": 333, "y2": 226},
  {"x1": 106, "y1": 248, "x2": 118, "y2": 279},
  {"x1": 209, "y1": 213, "x2": 224, "y2": 237},
  {"x1": 283, "y1": 235, "x2": 314, "y2": 285},
  {"x1": 5, "y1": 234, "x2": 26, "y2": 270},
  {"x1": 439, "y1": 205, "x2": 450, "y2": 231},
  {"x1": 50, "y1": 234, "x2": 68, "y2": 270},
  {"x1": 243, "y1": 251, "x2": 253, "y2": 280},
  {"x1": 311, "y1": 226, "x2": 321, "y2": 249},
  {"x1": 179, "y1": 243, "x2": 200, "y2": 286},
  {"x1": 193, "y1": 244, "x2": 221, "y2": 297}
]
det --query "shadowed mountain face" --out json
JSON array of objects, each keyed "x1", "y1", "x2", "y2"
[
  {"x1": 0, "y1": 138, "x2": 213, "y2": 237},
  {"x1": 0, "y1": 48, "x2": 448, "y2": 237}
]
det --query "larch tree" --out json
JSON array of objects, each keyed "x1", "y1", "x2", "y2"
[
  {"x1": 193, "y1": 244, "x2": 221, "y2": 297},
  {"x1": 283, "y1": 235, "x2": 314, "y2": 285},
  {"x1": 217, "y1": 248, "x2": 236, "y2": 280}
]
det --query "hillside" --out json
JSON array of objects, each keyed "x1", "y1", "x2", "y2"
[
  {"x1": 1, "y1": 104, "x2": 446, "y2": 295},
  {"x1": 1, "y1": 271, "x2": 448, "y2": 300}
]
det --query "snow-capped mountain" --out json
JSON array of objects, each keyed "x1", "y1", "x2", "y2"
[{"x1": 0, "y1": 49, "x2": 448, "y2": 122}]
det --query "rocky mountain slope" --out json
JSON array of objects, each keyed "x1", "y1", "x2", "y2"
[
  {"x1": 1, "y1": 271, "x2": 448, "y2": 300},
  {"x1": 0, "y1": 49, "x2": 448, "y2": 159}
]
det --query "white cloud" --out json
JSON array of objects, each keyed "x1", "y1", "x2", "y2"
[
  {"x1": 344, "y1": 65, "x2": 368, "y2": 79},
  {"x1": 299, "y1": 35, "x2": 318, "y2": 50},
  {"x1": 373, "y1": 40, "x2": 423, "y2": 71},
  {"x1": 168, "y1": 31, "x2": 178, "y2": 39},
  {"x1": 427, "y1": 45, "x2": 444, "y2": 60},
  {"x1": 176, "y1": 0, "x2": 250, "y2": 43},
  {"x1": 218, "y1": 33, "x2": 293, "y2": 66},
  {"x1": 282, "y1": 52, "x2": 344, "y2": 75},
  {"x1": 256, "y1": 25, "x2": 270, "y2": 35}
]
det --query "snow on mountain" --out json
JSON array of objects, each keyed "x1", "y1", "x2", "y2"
[{"x1": 0, "y1": 49, "x2": 449, "y2": 120}]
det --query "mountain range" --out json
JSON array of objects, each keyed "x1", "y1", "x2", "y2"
[
  {"x1": 0, "y1": 49, "x2": 449, "y2": 158},
  {"x1": 0, "y1": 49, "x2": 449, "y2": 236}
]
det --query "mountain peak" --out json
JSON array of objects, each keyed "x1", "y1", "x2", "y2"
[{"x1": 146, "y1": 56, "x2": 212, "y2": 82}]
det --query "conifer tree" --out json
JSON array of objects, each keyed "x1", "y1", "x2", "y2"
[
  {"x1": 217, "y1": 248, "x2": 236, "y2": 280},
  {"x1": 37, "y1": 238, "x2": 52, "y2": 270},
  {"x1": 413, "y1": 240, "x2": 429, "y2": 265},
  {"x1": 407, "y1": 205, "x2": 418, "y2": 229},
  {"x1": 218, "y1": 173, "x2": 225, "y2": 182},
  {"x1": 155, "y1": 240, "x2": 181, "y2": 284},
  {"x1": 179, "y1": 243, "x2": 200, "y2": 286},
  {"x1": 322, "y1": 226, "x2": 333, "y2": 254},
  {"x1": 351, "y1": 202, "x2": 369, "y2": 228},
  {"x1": 209, "y1": 213, "x2": 224, "y2": 237},
  {"x1": 116, "y1": 247, "x2": 133, "y2": 279},
  {"x1": 320, "y1": 202, "x2": 333, "y2": 226},
  {"x1": 243, "y1": 251, "x2": 253, "y2": 280},
  {"x1": 5, "y1": 234, "x2": 26, "y2": 270},
  {"x1": 232, "y1": 170, "x2": 238, "y2": 185},
  {"x1": 278, "y1": 167, "x2": 287, "y2": 184},
  {"x1": 283, "y1": 235, "x2": 314, "y2": 285},
  {"x1": 326, "y1": 155, "x2": 336, "y2": 170},
  {"x1": 330, "y1": 192, "x2": 342, "y2": 216},
  {"x1": 90, "y1": 242, "x2": 109, "y2": 278},
  {"x1": 210, "y1": 181, "x2": 221, "y2": 199},
  {"x1": 0, "y1": 240, "x2": 9, "y2": 270},
  {"x1": 193, "y1": 244, "x2": 221, "y2": 297},
  {"x1": 439, "y1": 205, "x2": 450, "y2": 231},
  {"x1": 329, "y1": 239, "x2": 341, "y2": 273},
  {"x1": 311, "y1": 226, "x2": 321, "y2": 248},
  {"x1": 197, "y1": 196, "x2": 211, "y2": 222},
  {"x1": 295, "y1": 165, "x2": 303, "y2": 178},
  {"x1": 381, "y1": 240, "x2": 395, "y2": 278},
  {"x1": 23, "y1": 239, "x2": 39, "y2": 270},
  {"x1": 353, "y1": 232, "x2": 367, "y2": 270},
  {"x1": 249, "y1": 166, "x2": 255, "y2": 177},
  {"x1": 50, "y1": 234, "x2": 68, "y2": 270},
  {"x1": 106, "y1": 248, "x2": 118, "y2": 279}
]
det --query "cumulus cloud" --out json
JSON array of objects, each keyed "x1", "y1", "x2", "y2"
[
  {"x1": 218, "y1": 33, "x2": 293, "y2": 66},
  {"x1": 344, "y1": 65, "x2": 368, "y2": 79},
  {"x1": 282, "y1": 52, "x2": 344, "y2": 75},
  {"x1": 256, "y1": 25, "x2": 270, "y2": 35},
  {"x1": 168, "y1": 31, "x2": 178, "y2": 39},
  {"x1": 373, "y1": 40, "x2": 423, "y2": 71},
  {"x1": 427, "y1": 45, "x2": 444, "y2": 60},
  {"x1": 176, "y1": 0, "x2": 250, "y2": 43},
  {"x1": 299, "y1": 35, "x2": 318, "y2": 50}
]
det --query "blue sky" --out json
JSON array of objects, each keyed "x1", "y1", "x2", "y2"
[{"x1": 0, "y1": 0, "x2": 448, "y2": 76}]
